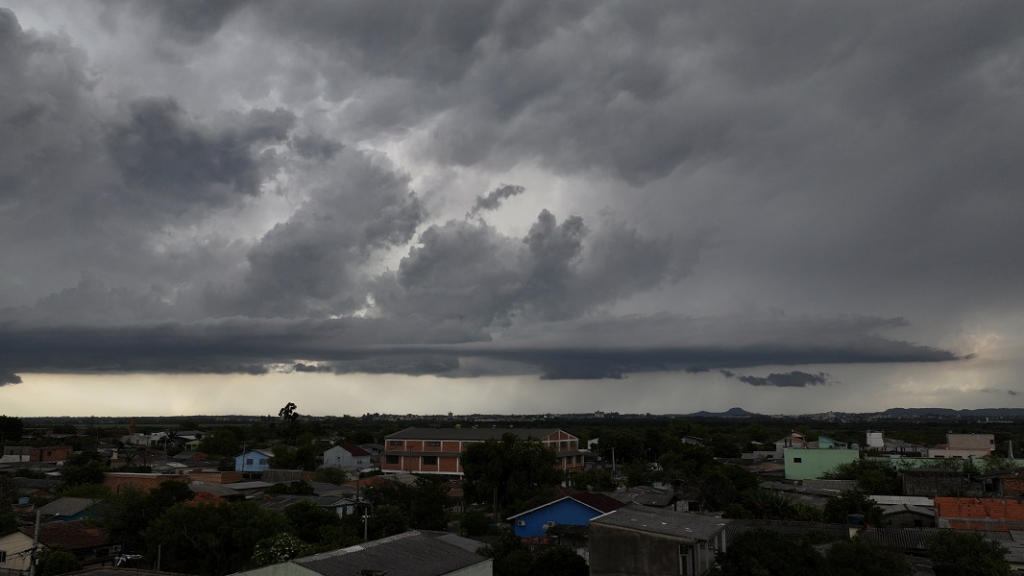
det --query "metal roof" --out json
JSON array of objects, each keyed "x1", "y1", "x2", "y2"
[
  {"x1": 36, "y1": 497, "x2": 99, "y2": 518},
  {"x1": 385, "y1": 427, "x2": 564, "y2": 441},
  {"x1": 294, "y1": 531, "x2": 487, "y2": 576},
  {"x1": 869, "y1": 495, "x2": 934, "y2": 507},
  {"x1": 727, "y1": 519, "x2": 850, "y2": 540},
  {"x1": 590, "y1": 504, "x2": 729, "y2": 542}
]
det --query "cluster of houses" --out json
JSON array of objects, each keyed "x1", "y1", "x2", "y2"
[{"x1": 6, "y1": 425, "x2": 1024, "y2": 576}]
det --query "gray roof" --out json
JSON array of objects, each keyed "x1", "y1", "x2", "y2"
[
  {"x1": 294, "y1": 531, "x2": 487, "y2": 576},
  {"x1": 36, "y1": 497, "x2": 98, "y2": 517},
  {"x1": 590, "y1": 504, "x2": 729, "y2": 542},
  {"x1": 189, "y1": 481, "x2": 242, "y2": 498},
  {"x1": 602, "y1": 486, "x2": 677, "y2": 507},
  {"x1": 860, "y1": 528, "x2": 944, "y2": 550},
  {"x1": 727, "y1": 519, "x2": 850, "y2": 540},
  {"x1": 869, "y1": 495, "x2": 934, "y2": 507},
  {"x1": 385, "y1": 427, "x2": 563, "y2": 441}
]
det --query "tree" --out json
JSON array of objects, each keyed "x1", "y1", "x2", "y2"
[
  {"x1": 823, "y1": 491, "x2": 883, "y2": 527},
  {"x1": 251, "y1": 533, "x2": 307, "y2": 568},
  {"x1": 282, "y1": 500, "x2": 342, "y2": 544},
  {"x1": 825, "y1": 538, "x2": 913, "y2": 576},
  {"x1": 265, "y1": 480, "x2": 315, "y2": 495},
  {"x1": 143, "y1": 501, "x2": 290, "y2": 575},
  {"x1": 61, "y1": 452, "x2": 107, "y2": 487},
  {"x1": 926, "y1": 530, "x2": 1012, "y2": 576},
  {"x1": 0, "y1": 415, "x2": 23, "y2": 442},
  {"x1": 570, "y1": 469, "x2": 617, "y2": 491},
  {"x1": 462, "y1": 434, "x2": 562, "y2": 517},
  {"x1": 711, "y1": 528, "x2": 827, "y2": 576},
  {"x1": 313, "y1": 466, "x2": 348, "y2": 484},
  {"x1": 101, "y1": 481, "x2": 194, "y2": 552},
  {"x1": 622, "y1": 460, "x2": 652, "y2": 487},
  {"x1": 531, "y1": 546, "x2": 588, "y2": 576},
  {"x1": 37, "y1": 550, "x2": 81, "y2": 576},
  {"x1": 461, "y1": 511, "x2": 491, "y2": 537}
]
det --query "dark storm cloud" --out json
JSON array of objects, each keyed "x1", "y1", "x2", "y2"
[
  {"x1": 107, "y1": 98, "x2": 294, "y2": 208},
  {"x1": 374, "y1": 208, "x2": 693, "y2": 327},
  {"x1": 721, "y1": 370, "x2": 832, "y2": 388},
  {"x1": 205, "y1": 149, "x2": 427, "y2": 318},
  {"x1": 469, "y1": 184, "x2": 525, "y2": 215},
  {"x1": 0, "y1": 312, "x2": 956, "y2": 381},
  {"x1": 0, "y1": 2, "x2": 1016, "y2": 396},
  {"x1": 0, "y1": 371, "x2": 21, "y2": 386}
]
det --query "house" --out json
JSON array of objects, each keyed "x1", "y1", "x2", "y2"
[
  {"x1": 783, "y1": 447, "x2": 859, "y2": 480},
  {"x1": 233, "y1": 530, "x2": 492, "y2": 576},
  {"x1": 322, "y1": 445, "x2": 371, "y2": 471},
  {"x1": 507, "y1": 492, "x2": 627, "y2": 538},
  {"x1": 260, "y1": 494, "x2": 359, "y2": 518},
  {"x1": 35, "y1": 497, "x2": 105, "y2": 522},
  {"x1": 927, "y1": 433, "x2": 995, "y2": 459},
  {"x1": 235, "y1": 449, "x2": 274, "y2": 473},
  {"x1": 0, "y1": 522, "x2": 115, "y2": 572},
  {"x1": 383, "y1": 428, "x2": 584, "y2": 476},
  {"x1": 589, "y1": 505, "x2": 730, "y2": 576},
  {"x1": 772, "y1": 432, "x2": 811, "y2": 458},
  {"x1": 2, "y1": 445, "x2": 72, "y2": 462}
]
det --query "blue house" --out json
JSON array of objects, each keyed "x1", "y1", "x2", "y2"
[
  {"x1": 235, "y1": 449, "x2": 274, "y2": 473},
  {"x1": 507, "y1": 493, "x2": 626, "y2": 538}
]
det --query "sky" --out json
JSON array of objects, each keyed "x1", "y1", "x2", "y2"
[{"x1": 1, "y1": 1, "x2": 1023, "y2": 417}]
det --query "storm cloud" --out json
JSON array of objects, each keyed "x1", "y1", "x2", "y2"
[{"x1": 0, "y1": 2, "x2": 1019, "y2": 413}]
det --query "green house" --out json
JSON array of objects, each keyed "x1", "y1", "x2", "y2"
[{"x1": 784, "y1": 448, "x2": 859, "y2": 480}]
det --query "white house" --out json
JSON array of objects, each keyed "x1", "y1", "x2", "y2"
[{"x1": 322, "y1": 445, "x2": 371, "y2": 470}]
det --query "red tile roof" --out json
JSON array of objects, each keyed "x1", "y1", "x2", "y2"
[
  {"x1": 20, "y1": 522, "x2": 111, "y2": 550},
  {"x1": 571, "y1": 492, "x2": 630, "y2": 513},
  {"x1": 340, "y1": 444, "x2": 371, "y2": 457}
]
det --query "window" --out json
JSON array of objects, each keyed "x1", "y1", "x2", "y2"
[
  {"x1": 388, "y1": 440, "x2": 403, "y2": 446},
  {"x1": 246, "y1": 458, "x2": 254, "y2": 465},
  {"x1": 423, "y1": 456, "x2": 438, "y2": 466},
  {"x1": 0, "y1": 550, "x2": 7, "y2": 564},
  {"x1": 793, "y1": 457, "x2": 802, "y2": 463},
  {"x1": 386, "y1": 455, "x2": 399, "y2": 464},
  {"x1": 426, "y1": 441, "x2": 441, "y2": 447}
]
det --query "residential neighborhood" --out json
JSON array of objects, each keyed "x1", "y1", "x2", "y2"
[{"x1": 2, "y1": 411, "x2": 1024, "y2": 575}]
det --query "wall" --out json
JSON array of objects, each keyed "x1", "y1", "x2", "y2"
[
  {"x1": 0, "y1": 531, "x2": 34, "y2": 572},
  {"x1": 589, "y1": 524, "x2": 715, "y2": 576},
  {"x1": 784, "y1": 448, "x2": 859, "y2": 480},
  {"x1": 935, "y1": 497, "x2": 1024, "y2": 532},
  {"x1": 103, "y1": 472, "x2": 188, "y2": 493}
]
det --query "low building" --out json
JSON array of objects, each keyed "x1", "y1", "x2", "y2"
[
  {"x1": 103, "y1": 472, "x2": 189, "y2": 494},
  {"x1": 2, "y1": 445, "x2": 72, "y2": 462},
  {"x1": 235, "y1": 449, "x2": 274, "y2": 473},
  {"x1": 589, "y1": 505, "x2": 730, "y2": 576},
  {"x1": 233, "y1": 530, "x2": 491, "y2": 576},
  {"x1": 0, "y1": 522, "x2": 114, "y2": 573},
  {"x1": 927, "y1": 433, "x2": 995, "y2": 459},
  {"x1": 783, "y1": 448, "x2": 859, "y2": 480},
  {"x1": 322, "y1": 445, "x2": 371, "y2": 471},
  {"x1": 382, "y1": 428, "x2": 583, "y2": 476},
  {"x1": 507, "y1": 493, "x2": 626, "y2": 538},
  {"x1": 35, "y1": 497, "x2": 105, "y2": 522}
]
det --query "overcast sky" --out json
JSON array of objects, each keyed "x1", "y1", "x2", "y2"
[{"x1": 1, "y1": 1, "x2": 1022, "y2": 417}]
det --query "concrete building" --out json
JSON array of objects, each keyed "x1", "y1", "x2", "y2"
[
  {"x1": 589, "y1": 504, "x2": 730, "y2": 576},
  {"x1": 927, "y1": 433, "x2": 995, "y2": 459},
  {"x1": 382, "y1": 428, "x2": 584, "y2": 476},
  {"x1": 935, "y1": 496, "x2": 1024, "y2": 531},
  {"x1": 783, "y1": 448, "x2": 859, "y2": 480},
  {"x1": 234, "y1": 531, "x2": 492, "y2": 576}
]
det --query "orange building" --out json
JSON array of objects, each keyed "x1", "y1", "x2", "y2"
[
  {"x1": 935, "y1": 496, "x2": 1024, "y2": 531},
  {"x1": 382, "y1": 427, "x2": 584, "y2": 476}
]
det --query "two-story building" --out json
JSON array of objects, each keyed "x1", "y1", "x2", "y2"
[{"x1": 382, "y1": 428, "x2": 584, "y2": 476}]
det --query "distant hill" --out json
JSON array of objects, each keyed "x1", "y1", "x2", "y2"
[
  {"x1": 687, "y1": 407, "x2": 759, "y2": 418},
  {"x1": 882, "y1": 407, "x2": 1024, "y2": 418}
]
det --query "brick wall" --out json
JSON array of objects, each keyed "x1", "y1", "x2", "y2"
[
  {"x1": 104, "y1": 473, "x2": 189, "y2": 493},
  {"x1": 190, "y1": 471, "x2": 243, "y2": 484},
  {"x1": 935, "y1": 497, "x2": 1024, "y2": 531}
]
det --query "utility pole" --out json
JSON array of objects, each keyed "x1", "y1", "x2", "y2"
[{"x1": 28, "y1": 510, "x2": 40, "y2": 576}]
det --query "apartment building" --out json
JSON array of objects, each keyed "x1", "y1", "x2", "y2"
[{"x1": 382, "y1": 427, "x2": 584, "y2": 476}]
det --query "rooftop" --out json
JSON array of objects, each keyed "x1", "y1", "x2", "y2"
[
  {"x1": 590, "y1": 504, "x2": 730, "y2": 542},
  {"x1": 19, "y1": 521, "x2": 111, "y2": 550},
  {"x1": 36, "y1": 497, "x2": 99, "y2": 518},
  {"x1": 385, "y1": 427, "x2": 563, "y2": 441},
  {"x1": 293, "y1": 531, "x2": 486, "y2": 576}
]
